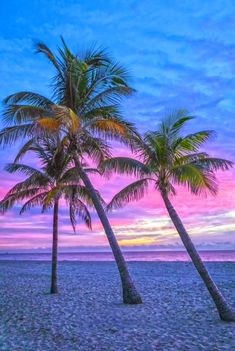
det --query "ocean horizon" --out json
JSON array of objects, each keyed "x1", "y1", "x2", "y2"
[{"x1": 0, "y1": 250, "x2": 234, "y2": 262}]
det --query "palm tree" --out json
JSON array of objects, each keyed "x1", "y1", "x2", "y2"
[
  {"x1": 0, "y1": 38, "x2": 142, "y2": 304},
  {"x1": 100, "y1": 110, "x2": 235, "y2": 321},
  {"x1": 0, "y1": 137, "x2": 96, "y2": 294}
]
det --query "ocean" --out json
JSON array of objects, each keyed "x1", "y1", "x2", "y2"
[{"x1": 0, "y1": 250, "x2": 234, "y2": 261}]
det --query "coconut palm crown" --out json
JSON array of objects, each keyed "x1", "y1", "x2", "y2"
[
  {"x1": 102, "y1": 110, "x2": 232, "y2": 206},
  {"x1": 0, "y1": 37, "x2": 137, "y2": 148},
  {"x1": 100, "y1": 110, "x2": 235, "y2": 321},
  {"x1": 0, "y1": 137, "x2": 96, "y2": 230},
  {"x1": 0, "y1": 136, "x2": 100, "y2": 293},
  {"x1": 0, "y1": 38, "x2": 142, "y2": 304}
]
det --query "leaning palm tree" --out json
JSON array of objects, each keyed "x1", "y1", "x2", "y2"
[
  {"x1": 100, "y1": 110, "x2": 235, "y2": 321},
  {"x1": 0, "y1": 137, "x2": 96, "y2": 294},
  {"x1": 0, "y1": 38, "x2": 142, "y2": 303}
]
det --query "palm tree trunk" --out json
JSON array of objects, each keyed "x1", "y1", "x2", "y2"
[
  {"x1": 73, "y1": 154, "x2": 142, "y2": 304},
  {"x1": 50, "y1": 199, "x2": 59, "y2": 294},
  {"x1": 161, "y1": 190, "x2": 235, "y2": 321}
]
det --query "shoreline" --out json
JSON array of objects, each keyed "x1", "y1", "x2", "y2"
[
  {"x1": 1, "y1": 259, "x2": 235, "y2": 263},
  {"x1": 0, "y1": 249, "x2": 234, "y2": 262}
]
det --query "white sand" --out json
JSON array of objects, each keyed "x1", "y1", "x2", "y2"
[{"x1": 0, "y1": 261, "x2": 234, "y2": 351}]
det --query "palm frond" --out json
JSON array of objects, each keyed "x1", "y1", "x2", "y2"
[
  {"x1": 83, "y1": 45, "x2": 111, "y2": 66},
  {"x1": 20, "y1": 192, "x2": 49, "y2": 214},
  {"x1": 14, "y1": 139, "x2": 35, "y2": 162},
  {"x1": 83, "y1": 104, "x2": 121, "y2": 121},
  {"x1": 42, "y1": 187, "x2": 60, "y2": 210},
  {"x1": 2, "y1": 104, "x2": 46, "y2": 126},
  {"x1": 5, "y1": 163, "x2": 43, "y2": 177},
  {"x1": 5, "y1": 174, "x2": 49, "y2": 198},
  {"x1": 194, "y1": 157, "x2": 233, "y2": 172},
  {"x1": 172, "y1": 163, "x2": 218, "y2": 195},
  {"x1": 69, "y1": 199, "x2": 92, "y2": 232},
  {"x1": 37, "y1": 117, "x2": 61, "y2": 130},
  {"x1": 0, "y1": 187, "x2": 42, "y2": 213},
  {"x1": 63, "y1": 184, "x2": 98, "y2": 207},
  {"x1": 87, "y1": 116, "x2": 139, "y2": 149},
  {"x1": 61, "y1": 167, "x2": 79, "y2": 182},
  {"x1": 84, "y1": 167, "x2": 101, "y2": 175},
  {"x1": 160, "y1": 109, "x2": 193, "y2": 136},
  {"x1": 35, "y1": 41, "x2": 62, "y2": 74},
  {"x1": 107, "y1": 178, "x2": 150, "y2": 211},
  {"x1": 174, "y1": 130, "x2": 215, "y2": 153},
  {"x1": 100, "y1": 157, "x2": 151, "y2": 178},
  {"x1": 3, "y1": 92, "x2": 53, "y2": 108},
  {"x1": 85, "y1": 85, "x2": 132, "y2": 109},
  {"x1": 144, "y1": 131, "x2": 171, "y2": 167},
  {"x1": 81, "y1": 134, "x2": 111, "y2": 163},
  {"x1": 0, "y1": 124, "x2": 35, "y2": 146},
  {"x1": 173, "y1": 152, "x2": 208, "y2": 165}
]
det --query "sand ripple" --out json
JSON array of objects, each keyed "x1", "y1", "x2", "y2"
[{"x1": 0, "y1": 261, "x2": 234, "y2": 351}]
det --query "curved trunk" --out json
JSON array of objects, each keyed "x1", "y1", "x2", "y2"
[
  {"x1": 161, "y1": 190, "x2": 235, "y2": 322},
  {"x1": 50, "y1": 199, "x2": 59, "y2": 294},
  {"x1": 74, "y1": 154, "x2": 142, "y2": 304}
]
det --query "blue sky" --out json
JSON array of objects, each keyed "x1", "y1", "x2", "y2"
[
  {"x1": 1, "y1": 0, "x2": 235, "y2": 150},
  {"x1": 0, "y1": 0, "x2": 235, "y2": 251}
]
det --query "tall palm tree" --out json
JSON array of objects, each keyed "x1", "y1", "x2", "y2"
[
  {"x1": 0, "y1": 38, "x2": 142, "y2": 303},
  {"x1": 0, "y1": 137, "x2": 96, "y2": 294},
  {"x1": 100, "y1": 110, "x2": 235, "y2": 321}
]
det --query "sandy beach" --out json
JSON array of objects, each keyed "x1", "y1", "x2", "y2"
[{"x1": 0, "y1": 261, "x2": 234, "y2": 351}]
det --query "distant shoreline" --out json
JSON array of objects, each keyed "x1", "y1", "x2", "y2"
[
  {"x1": 1, "y1": 249, "x2": 235, "y2": 253},
  {"x1": 1, "y1": 250, "x2": 234, "y2": 262}
]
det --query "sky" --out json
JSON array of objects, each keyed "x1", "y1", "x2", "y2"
[{"x1": 0, "y1": 0, "x2": 235, "y2": 252}]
